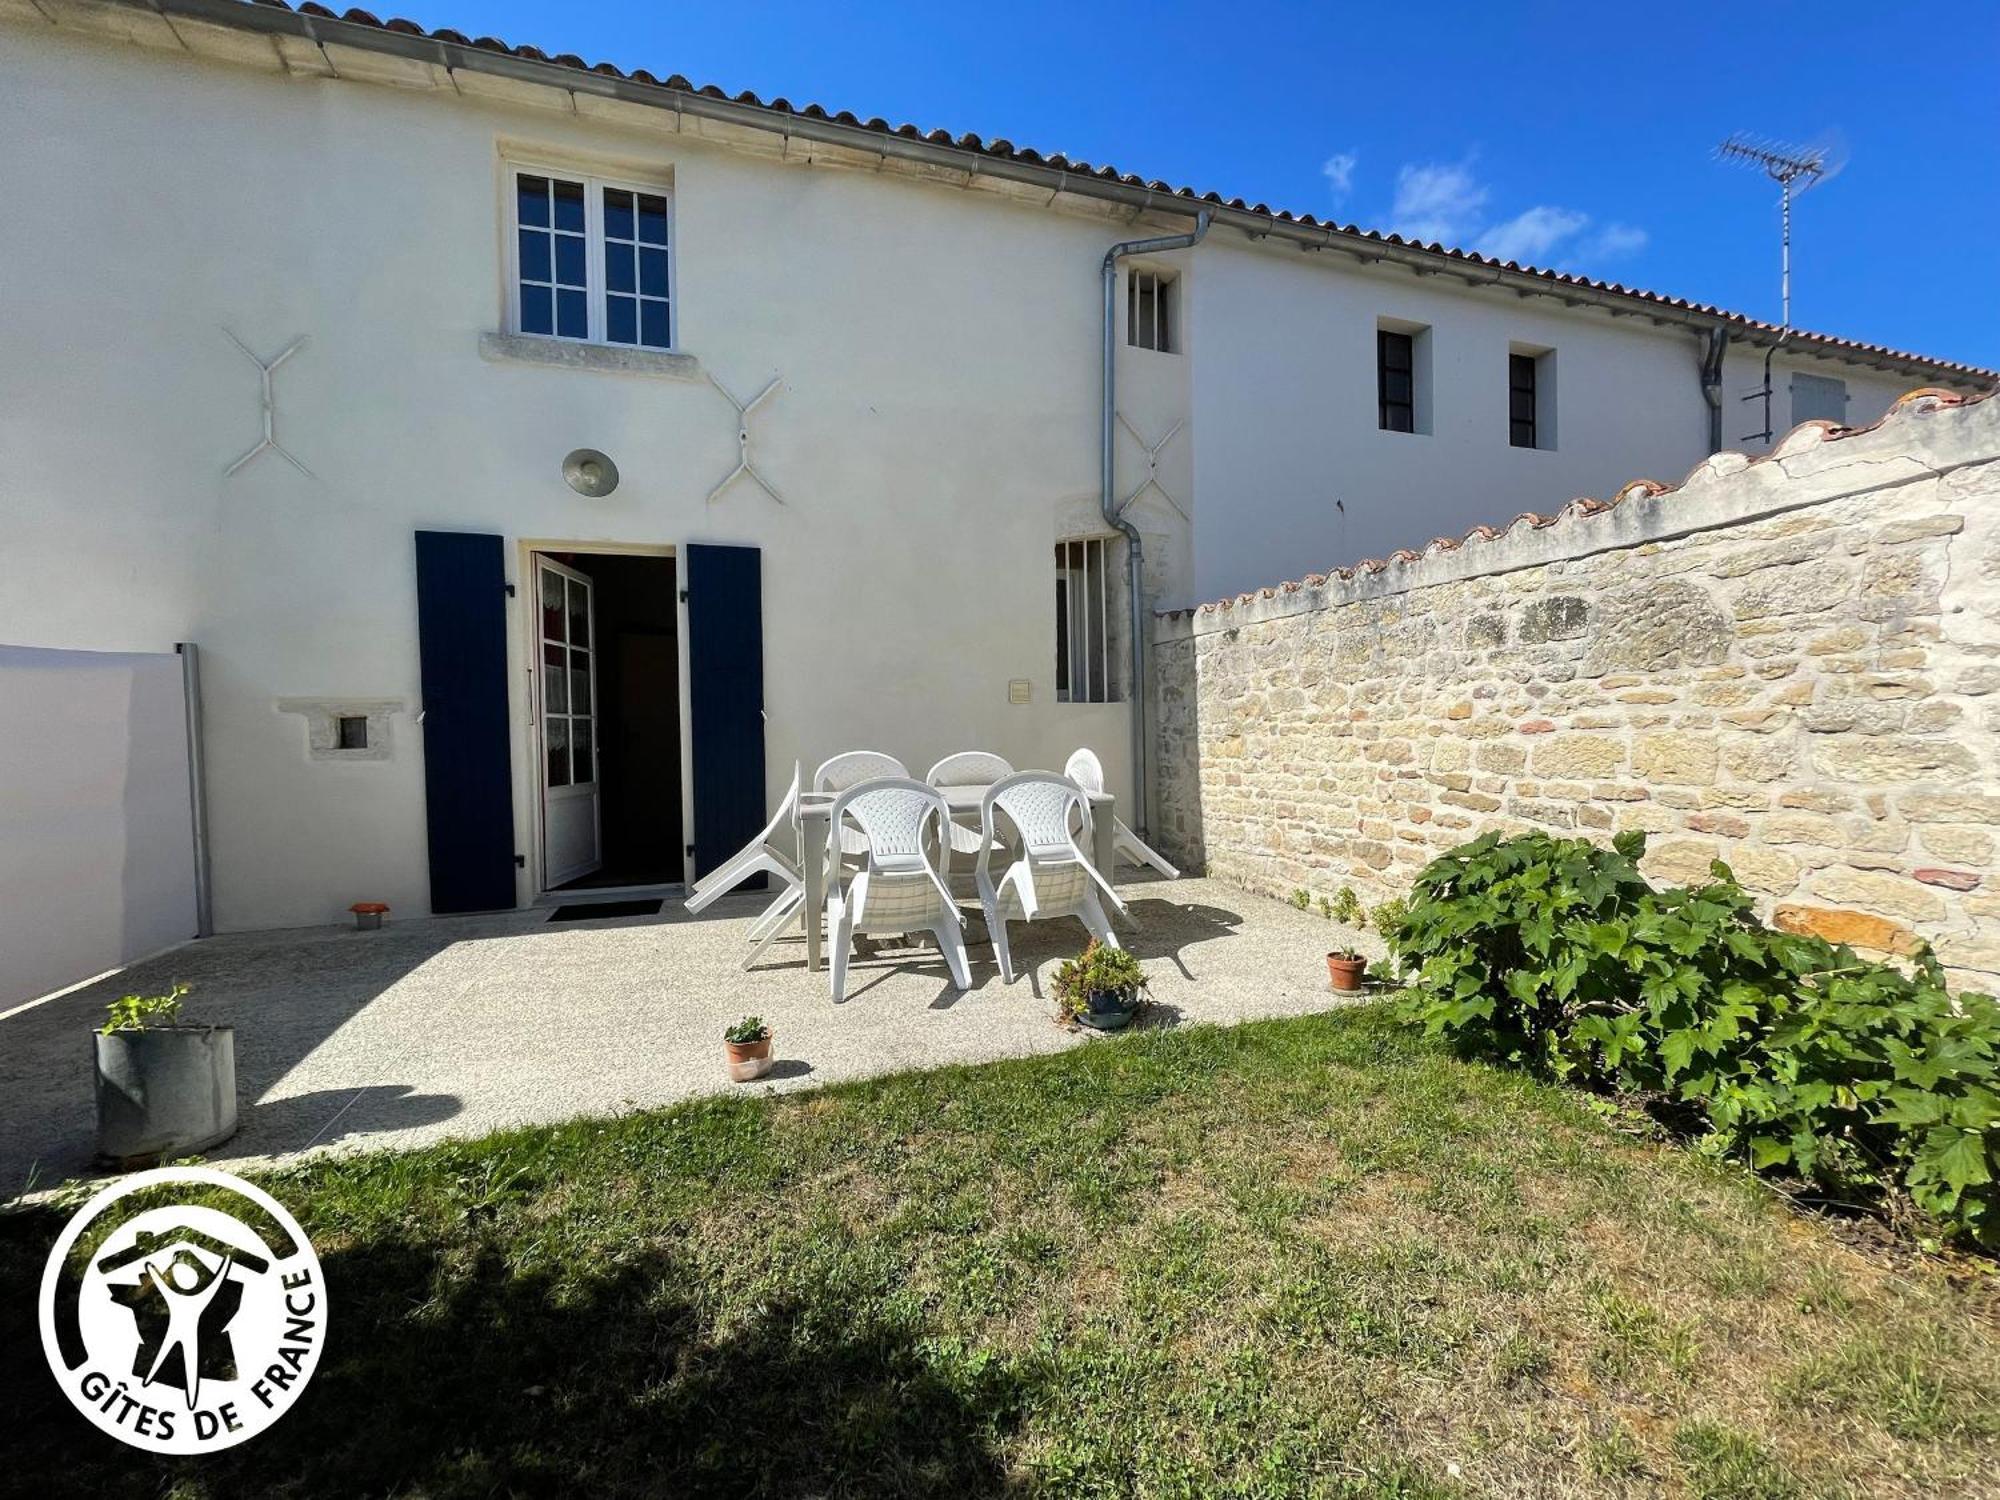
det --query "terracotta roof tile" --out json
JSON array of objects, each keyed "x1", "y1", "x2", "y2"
[{"x1": 1156, "y1": 389, "x2": 1993, "y2": 621}]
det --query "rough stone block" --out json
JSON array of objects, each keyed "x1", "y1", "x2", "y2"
[
  {"x1": 1633, "y1": 733, "x2": 1718, "y2": 785},
  {"x1": 1772, "y1": 903, "x2": 1920, "y2": 955},
  {"x1": 1936, "y1": 935, "x2": 2000, "y2": 977},
  {"x1": 1517, "y1": 595, "x2": 1590, "y2": 644},
  {"x1": 1731, "y1": 564, "x2": 1853, "y2": 621},
  {"x1": 1726, "y1": 845, "x2": 1802, "y2": 894},
  {"x1": 1897, "y1": 793, "x2": 2000, "y2": 824},
  {"x1": 1762, "y1": 811, "x2": 1846, "y2": 846},
  {"x1": 1721, "y1": 739, "x2": 1796, "y2": 783},
  {"x1": 1913, "y1": 868, "x2": 1981, "y2": 891},
  {"x1": 1587, "y1": 581, "x2": 1733, "y2": 671},
  {"x1": 1873, "y1": 515, "x2": 1964, "y2": 546},
  {"x1": 1809, "y1": 866, "x2": 1946, "y2": 921},
  {"x1": 1810, "y1": 737, "x2": 1977, "y2": 783},
  {"x1": 1919, "y1": 826, "x2": 1994, "y2": 866},
  {"x1": 1642, "y1": 838, "x2": 1722, "y2": 886},
  {"x1": 1531, "y1": 735, "x2": 1625, "y2": 778}
]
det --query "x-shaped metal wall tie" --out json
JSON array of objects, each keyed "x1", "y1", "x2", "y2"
[
  {"x1": 1115, "y1": 412, "x2": 1188, "y2": 522},
  {"x1": 704, "y1": 371, "x2": 785, "y2": 505},
  {"x1": 223, "y1": 330, "x2": 311, "y2": 478}
]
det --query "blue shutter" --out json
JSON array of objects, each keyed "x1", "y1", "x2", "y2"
[
  {"x1": 684, "y1": 544, "x2": 766, "y2": 883},
  {"x1": 414, "y1": 531, "x2": 517, "y2": 913}
]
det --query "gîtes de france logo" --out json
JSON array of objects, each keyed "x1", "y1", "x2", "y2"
[{"x1": 37, "y1": 1165, "x2": 327, "y2": 1454}]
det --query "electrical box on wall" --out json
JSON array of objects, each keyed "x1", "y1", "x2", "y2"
[{"x1": 1008, "y1": 679, "x2": 1032, "y2": 704}]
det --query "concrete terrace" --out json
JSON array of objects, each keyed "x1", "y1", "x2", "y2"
[{"x1": 0, "y1": 878, "x2": 1382, "y2": 1199}]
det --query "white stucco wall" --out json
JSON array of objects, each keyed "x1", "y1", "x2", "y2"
[
  {"x1": 0, "y1": 21, "x2": 1176, "y2": 930},
  {"x1": 0, "y1": 647, "x2": 197, "y2": 1008},
  {"x1": 1183, "y1": 237, "x2": 1938, "y2": 604}
]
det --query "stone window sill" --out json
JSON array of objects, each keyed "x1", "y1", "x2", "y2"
[{"x1": 478, "y1": 332, "x2": 703, "y2": 381}]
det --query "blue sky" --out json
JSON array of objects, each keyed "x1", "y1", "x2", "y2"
[{"x1": 399, "y1": 0, "x2": 1998, "y2": 369}]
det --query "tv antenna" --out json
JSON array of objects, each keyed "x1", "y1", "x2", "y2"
[{"x1": 1715, "y1": 132, "x2": 1844, "y2": 443}]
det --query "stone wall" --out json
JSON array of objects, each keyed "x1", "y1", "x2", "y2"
[{"x1": 1153, "y1": 391, "x2": 2000, "y2": 991}]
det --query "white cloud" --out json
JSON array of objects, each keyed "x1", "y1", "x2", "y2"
[
  {"x1": 1388, "y1": 159, "x2": 1489, "y2": 244},
  {"x1": 1321, "y1": 151, "x2": 1358, "y2": 202},
  {"x1": 1579, "y1": 222, "x2": 1648, "y2": 260},
  {"x1": 1378, "y1": 157, "x2": 1648, "y2": 272},
  {"x1": 1478, "y1": 205, "x2": 1588, "y2": 265}
]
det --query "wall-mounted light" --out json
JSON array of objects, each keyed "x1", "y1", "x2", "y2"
[{"x1": 562, "y1": 448, "x2": 619, "y2": 498}]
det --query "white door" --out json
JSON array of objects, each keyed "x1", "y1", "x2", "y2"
[{"x1": 538, "y1": 557, "x2": 601, "y2": 887}]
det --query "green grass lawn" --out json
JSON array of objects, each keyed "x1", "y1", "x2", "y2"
[{"x1": 4, "y1": 1005, "x2": 1996, "y2": 1498}]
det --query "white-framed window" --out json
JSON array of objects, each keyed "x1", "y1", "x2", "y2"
[
  {"x1": 508, "y1": 166, "x2": 674, "y2": 350},
  {"x1": 1056, "y1": 537, "x2": 1119, "y2": 703},
  {"x1": 1127, "y1": 268, "x2": 1177, "y2": 354}
]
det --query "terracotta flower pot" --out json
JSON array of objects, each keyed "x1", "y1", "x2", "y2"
[
  {"x1": 725, "y1": 1034, "x2": 773, "y2": 1083},
  {"x1": 1326, "y1": 953, "x2": 1367, "y2": 993}
]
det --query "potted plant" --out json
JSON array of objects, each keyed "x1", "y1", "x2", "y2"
[
  {"x1": 1052, "y1": 940, "x2": 1149, "y2": 1031},
  {"x1": 93, "y1": 983, "x2": 238, "y2": 1166},
  {"x1": 1326, "y1": 948, "x2": 1368, "y2": 992},
  {"x1": 724, "y1": 1015, "x2": 774, "y2": 1082}
]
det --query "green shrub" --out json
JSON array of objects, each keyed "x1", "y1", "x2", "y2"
[
  {"x1": 1051, "y1": 941, "x2": 1149, "y2": 1023},
  {"x1": 1329, "y1": 886, "x2": 1364, "y2": 925},
  {"x1": 724, "y1": 1015, "x2": 770, "y2": 1045},
  {"x1": 1369, "y1": 897, "x2": 1409, "y2": 943},
  {"x1": 1387, "y1": 829, "x2": 2000, "y2": 1250},
  {"x1": 100, "y1": 982, "x2": 190, "y2": 1035}
]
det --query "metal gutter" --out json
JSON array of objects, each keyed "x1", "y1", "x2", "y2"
[
  {"x1": 1103, "y1": 212, "x2": 1210, "y2": 835},
  {"x1": 121, "y1": 0, "x2": 1991, "y2": 387}
]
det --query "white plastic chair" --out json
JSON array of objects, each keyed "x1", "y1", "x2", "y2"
[
  {"x1": 1064, "y1": 747, "x2": 1180, "y2": 879},
  {"x1": 925, "y1": 750, "x2": 1015, "y2": 858},
  {"x1": 824, "y1": 777, "x2": 971, "y2": 1002},
  {"x1": 975, "y1": 771, "x2": 1129, "y2": 985},
  {"x1": 685, "y1": 763, "x2": 802, "y2": 919},
  {"x1": 816, "y1": 752, "x2": 909, "y2": 861},
  {"x1": 814, "y1": 751, "x2": 907, "y2": 793}
]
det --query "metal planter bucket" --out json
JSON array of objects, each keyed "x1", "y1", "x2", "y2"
[{"x1": 93, "y1": 1025, "x2": 238, "y2": 1165}]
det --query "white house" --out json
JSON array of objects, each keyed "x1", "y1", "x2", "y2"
[{"x1": 0, "y1": 0, "x2": 1989, "y2": 974}]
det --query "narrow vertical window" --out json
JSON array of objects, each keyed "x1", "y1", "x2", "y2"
[
  {"x1": 1055, "y1": 539, "x2": 1118, "y2": 703},
  {"x1": 1378, "y1": 330, "x2": 1415, "y2": 432},
  {"x1": 1509, "y1": 353, "x2": 1538, "y2": 449},
  {"x1": 516, "y1": 174, "x2": 589, "y2": 339},
  {"x1": 602, "y1": 187, "x2": 673, "y2": 349},
  {"x1": 1126, "y1": 269, "x2": 1176, "y2": 353}
]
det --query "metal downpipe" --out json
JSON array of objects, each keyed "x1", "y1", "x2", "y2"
[
  {"x1": 1102, "y1": 210, "x2": 1209, "y2": 835},
  {"x1": 177, "y1": 642, "x2": 214, "y2": 938},
  {"x1": 1700, "y1": 327, "x2": 1729, "y2": 454}
]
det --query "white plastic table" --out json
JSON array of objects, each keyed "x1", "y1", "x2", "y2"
[{"x1": 795, "y1": 784, "x2": 1117, "y2": 973}]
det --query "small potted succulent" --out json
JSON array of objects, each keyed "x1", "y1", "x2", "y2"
[
  {"x1": 724, "y1": 1015, "x2": 774, "y2": 1082},
  {"x1": 93, "y1": 983, "x2": 238, "y2": 1165},
  {"x1": 1325, "y1": 948, "x2": 1367, "y2": 992},
  {"x1": 1053, "y1": 940, "x2": 1149, "y2": 1031}
]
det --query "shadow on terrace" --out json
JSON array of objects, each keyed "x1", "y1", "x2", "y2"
[{"x1": 1, "y1": 875, "x2": 1371, "y2": 1202}]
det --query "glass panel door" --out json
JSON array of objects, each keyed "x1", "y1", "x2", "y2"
[
  {"x1": 540, "y1": 561, "x2": 597, "y2": 789},
  {"x1": 538, "y1": 557, "x2": 602, "y2": 888}
]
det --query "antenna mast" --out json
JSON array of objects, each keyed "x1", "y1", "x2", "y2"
[{"x1": 1716, "y1": 134, "x2": 1829, "y2": 444}]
